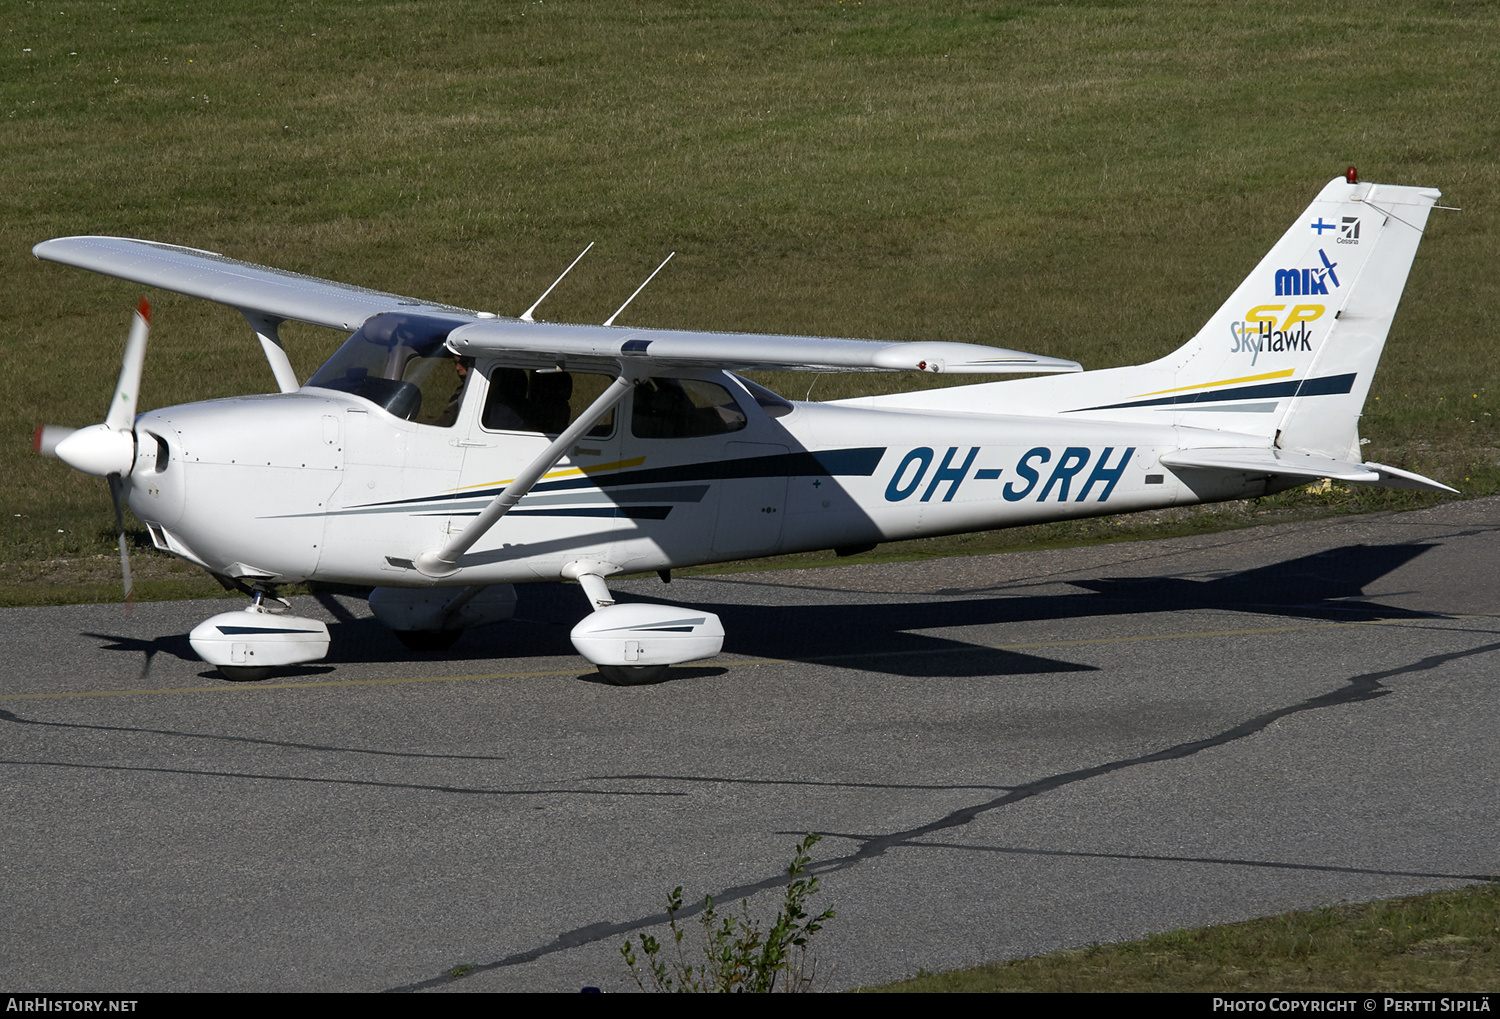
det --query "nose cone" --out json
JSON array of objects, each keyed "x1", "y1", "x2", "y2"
[{"x1": 54, "y1": 423, "x2": 136, "y2": 476}]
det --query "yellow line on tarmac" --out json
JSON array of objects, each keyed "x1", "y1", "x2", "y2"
[
  {"x1": 989, "y1": 613, "x2": 1496, "y2": 652},
  {"x1": 990, "y1": 617, "x2": 1404, "y2": 652},
  {"x1": 804, "y1": 614, "x2": 1489, "y2": 662},
  {"x1": 1, "y1": 615, "x2": 1491, "y2": 702},
  {"x1": 0, "y1": 661, "x2": 787, "y2": 701},
  {"x1": 0, "y1": 668, "x2": 586, "y2": 700}
]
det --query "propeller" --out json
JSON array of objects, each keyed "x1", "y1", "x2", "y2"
[{"x1": 36, "y1": 298, "x2": 151, "y2": 605}]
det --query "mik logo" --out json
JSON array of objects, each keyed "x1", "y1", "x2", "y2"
[
  {"x1": 1229, "y1": 304, "x2": 1324, "y2": 364},
  {"x1": 885, "y1": 446, "x2": 1134, "y2": 504},
  {"x1": 1274, "y1": 248, "x2": 1340, "y2": 296}
]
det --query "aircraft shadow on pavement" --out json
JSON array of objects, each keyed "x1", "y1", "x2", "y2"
[
  {"x1": 665, "y1": 542, "x2": 1439, "y2": 676},
  {"x1": 1058, "y1": 542, "x2": 1439, "y2": 619},
  {"x1": 81, "y1": 542, "x2": 1439, "y2": 680}
]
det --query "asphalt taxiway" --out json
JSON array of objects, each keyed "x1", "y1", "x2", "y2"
[{"x1": 2, "y1": 498, "x2": 1497, "y2": 991}]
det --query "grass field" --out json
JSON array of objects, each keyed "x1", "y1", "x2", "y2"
[
  {"x1": 3, "y1": 0, "x2": 1497, "y2": 596},
  {"x1": 867, "y1": 883, "x2": 1500, "y2": 993}
]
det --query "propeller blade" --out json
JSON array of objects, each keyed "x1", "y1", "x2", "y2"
[
  {"x1": 107, "y1": 473, "x2": 135, "y2": 608},
  {"x1": 33, "y1": 424, "x2": 76, "y2": 458},
  {"x1": 104, "y1": 298, "x2": 151, "y2": 433},
  {"x1": 44, "y1": 299, "x2": 148, "y2": 608},
  {"x1": 51, "y1": 299, "x2": 152, "y2": 477}
]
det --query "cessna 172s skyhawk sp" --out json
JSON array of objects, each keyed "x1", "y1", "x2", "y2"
[{"x1": 34, "y1": 173, "x2": 1454, "y2": 683}]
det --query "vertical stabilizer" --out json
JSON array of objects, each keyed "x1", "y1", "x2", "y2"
[
  {"x1": 1070, "y1": 175, "x2": 1440, "y2": 457},
  {"x1": 842, "y1": 176, "x2": 1441, "y2": 461}
]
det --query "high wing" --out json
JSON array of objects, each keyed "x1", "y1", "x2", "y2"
[
  {"x1": 33, "y1": 235, "x2": 1080, "y2": 376},
  {"x1": 32, "y1": 235, "x2": 476, "y2": 332}
]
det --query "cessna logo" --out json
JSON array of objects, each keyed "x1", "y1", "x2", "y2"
[
  {"x1": 1230, "y1": 304, "x2": 1324, "y2": 365},
  {"x1": 1337, "y1": 216, "x2": 1361, "y2": 244},
  {"x1": 1274, "y1": 249, "x2": 1340, "y2": 296}
]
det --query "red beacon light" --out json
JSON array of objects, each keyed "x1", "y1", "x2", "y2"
[{"x1": 1346, "y1": 166, "x2": 1359, "y2": 183}]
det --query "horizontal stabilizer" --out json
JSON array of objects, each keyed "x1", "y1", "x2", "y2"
[
  {"x1": 1162, "y1": 447, "x2": 1379, "y2": 482},
  {"x1": 447, "y1": 319, "x2": 1081, "y2": 375},
  {"x1": 1160, "y1": 447, "x2": 1457, "y2": 493},
  {"x1": 1360, "y1": 461, "x2": 1461, "y2": 494}
]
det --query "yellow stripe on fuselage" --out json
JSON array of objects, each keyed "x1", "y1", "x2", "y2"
[
  {"x1": 1131, "y1": 368, "x2": 1294, "y2": 399},
  {"x1": 445, "y1": 456, "x2": 647, "y2": 493}
]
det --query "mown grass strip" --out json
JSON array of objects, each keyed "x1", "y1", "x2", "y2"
[
  {"x1": 4, "y1": 1, "x2": 1498, "y2": 572},
  {"x1": 866, "y1": 883, "x2": 1500, "y2": 993}
]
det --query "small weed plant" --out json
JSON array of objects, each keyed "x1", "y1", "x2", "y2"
[{"x1": 621, "y1": 834, "x2": 835, "y2": 993}]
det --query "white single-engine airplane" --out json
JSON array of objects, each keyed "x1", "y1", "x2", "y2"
[{"x1": 34, "y1": 172, "x2": 1454, "y2": 683}]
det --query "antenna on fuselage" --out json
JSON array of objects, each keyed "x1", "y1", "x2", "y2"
[
  {"x1": 519, "y1": 241, "x2": 594, "y2": 323},
  {"x1": 604, "y1": 252, "x2": 674, "y2": 327}
]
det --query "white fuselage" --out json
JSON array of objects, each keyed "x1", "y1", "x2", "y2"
[{"x1": 127, "y1": 366, "x2": 1271, "y2": 588}]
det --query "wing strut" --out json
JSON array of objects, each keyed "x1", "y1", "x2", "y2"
[
  {"x1": 413, "y1": 373, "x2": 636, "y2": 578},
  {"x1": 241, "y1": 311, "x2": 300, "y2": 393}
]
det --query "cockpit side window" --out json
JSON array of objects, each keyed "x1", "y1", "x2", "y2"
[
  {"x1": 480, "y1": 368, "x2": 616, "y2": 438},
  {"x1": 306, "y1": 312, "x2": 471, "y2": 427},
  {"x1": 631, "y1": 377, "x2": 748, "y2": 439}
]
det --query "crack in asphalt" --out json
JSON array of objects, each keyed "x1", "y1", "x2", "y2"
[
  {"x1": 871, "y1": 840, "x2": 1499, "y2": 883},
  {"x1": 803, "y1": 641, "x2": 1500, "y2": 863},
  {"x1": 0, "y1": 759, "x2": 685, "y2": 799},
  {"x1": 592, "y1": 773, "x2": 1015, "y2": 792},
  {"x1": 386, "y1": 637, "x2": 1500, "y2": 993},
  {"x1": 0, "y1": 707, "x2": 510, "y2": 762}
]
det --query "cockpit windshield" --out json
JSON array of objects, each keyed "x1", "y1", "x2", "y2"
[{"x1": 306, "y1": 312, "x2": 472, "y2": 427}]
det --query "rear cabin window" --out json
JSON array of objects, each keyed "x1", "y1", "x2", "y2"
[
  {"x1": 631, "y1": 378, "x2": 747, "y2": 439},
  {"x1": 481, "y1": 368, "x2": 616, "y2": 438},
  {"x1": 731, "y1": 374, "x2": 795, "y2": 418}
]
